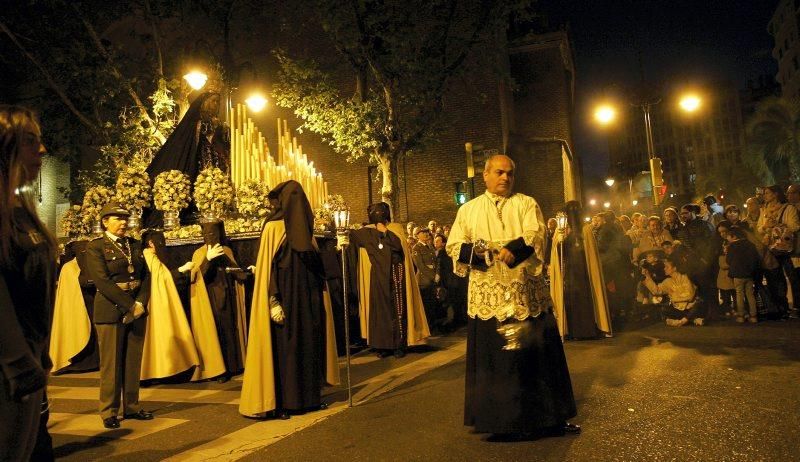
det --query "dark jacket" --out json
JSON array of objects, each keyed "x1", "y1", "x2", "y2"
[
  {"x1": 726, "y1": 239, "x2": 761, "y2": 279},
  {"x1": 86, "y1": 235, "x2": 151, "y2": 324},
  {"x1": 412, "y1": 242, "x2": 437, "y2": 289}
]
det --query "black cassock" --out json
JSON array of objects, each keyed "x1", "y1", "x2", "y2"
[
  {"x1": 460, "y1": 240, "x2": 577, "y2": 434},
  {"x1": 350, "y1": 228, "x2": 407, "y2": 350},
  {"x1": 270, "y1": 243, "x2": 326, "y2": 411},
  {"x1": 199, "y1": 252, "x2": 244, "y2": 374}
]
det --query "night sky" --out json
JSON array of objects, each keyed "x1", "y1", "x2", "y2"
[{"x1": 538, "y1": 0, "x2": 779, "y2": 181}]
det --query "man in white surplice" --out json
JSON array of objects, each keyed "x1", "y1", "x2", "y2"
[{"x1": 448, "y1": 154, "x2": 578, "y2": 437}]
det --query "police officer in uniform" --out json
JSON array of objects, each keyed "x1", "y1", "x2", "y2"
[
  {"x1": 86, "y1": 203, "x2": 153, "y2": 429},
  {"x1": 412, "y1": 228, "x2": 440, "y2": 330}
]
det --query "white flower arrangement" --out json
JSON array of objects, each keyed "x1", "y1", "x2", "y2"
[
  {"x1": 164, "y1": 224, "x2": 202, "y2": 240},
  {"x1": 236, "y1": 179, "x2": 271, "y2": 219},
  {"x1": 115, "y1": 167, "x2": 151, "y2": 212},
  {"x1": 224, "y1": 217, "x2": 265, "y2": 235},
  {"x1": 81, "y1": 185, "x2": 115, "y2": 229},
  {"x1": 153, "y1": 170, "x2": 191, "y2": 212},
  {"x1": 194, "y1": 166, "x2": 234, "y2": 218},
  {"x1": 60, "y1": 204, "x2": 88, "y2": 237}
]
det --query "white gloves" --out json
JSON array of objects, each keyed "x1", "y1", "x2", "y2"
[
  {"x1": 269, "y1": 296, "x2": 285, "y2": 324},
  {"x1": 336, "y1": 233, "x2": 350, "y2": 250},
  {"x1": 178, "y1": 261, "x2": 194, "y2": 273},
  {"x1": 270, "y1": 306, "x2": 285, "y2": 324},
  {"x1": 206, "y1": 243, "x2": 225, "y2": 260}
]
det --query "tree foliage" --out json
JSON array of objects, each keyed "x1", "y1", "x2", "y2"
[
  {"x1": 744, "y1": 96, "x2": 800, "y2": 185},
  {"x1": 273, "y1": 0, "x2": 532, "y2": 211}
]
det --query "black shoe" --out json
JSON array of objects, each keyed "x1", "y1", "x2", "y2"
[
  {"x1": 102, "y1": 417, "x2": 120, "y2": 429},
  {"x1": 562, "y1": 422, "x2": 581, "y2": 434},
  {"x1": 216, "y1": 374, "x2": 230, "y2": 384},
  {"x1": 275, "y1": 410, "x2": 290, "y2": 420},
  {"x1": 376, "y1": 350, "x2": 391, "y2": 358},
  {"x1": 318, "y1": 403, "x2": 328, "y2": 410},
  {"x1": 393, "y1": 349, "x2": 406, "y2": 358},
  {"x1": 124, "y1": 410, "x2": 154, "y2": 420}
]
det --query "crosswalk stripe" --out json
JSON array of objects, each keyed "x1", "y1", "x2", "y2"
[
  {"x1": 163, "y1": 339, "x2": 467, "y2": 462},
  {"x1": 49, "y1": 413, "x2": 189, "y2": 439},
  {"x1": 48, "y1": 386, "x2": 242, "y2": 405}
]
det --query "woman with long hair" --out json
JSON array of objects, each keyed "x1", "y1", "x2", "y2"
[
  {"x1": 0, "y1": 105, "x2": 57, "y2": 460},
  {"x1": 757, "y1": 185, "x2": 800, "y2": 318}
]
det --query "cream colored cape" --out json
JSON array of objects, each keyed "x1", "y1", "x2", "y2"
[
  {"x1": 50, "y1": 259, "x2": 91, "y2": 372},
  {"x1": 240, "y1": 220, "x2": 340, "y2": 417},
  {"x1": 140, "y1": 250, "x2": 200, "y2": 380},
  {"x1": 188, "y1": 246, "x2": 227, "y2": 381},
  {"x1": 239, "y1": 220, "x2": 283, "y2": 416},
  {"x1": 549, "y1": 225, "x2": 612, "y2": 338},
  {"x1": 357, "y1": 223, "x2": 430, "y2": 346}
]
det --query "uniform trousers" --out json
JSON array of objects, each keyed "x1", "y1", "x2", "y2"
[{"x1": 96, "y1": 316, "x2": 146, "y2": 419}]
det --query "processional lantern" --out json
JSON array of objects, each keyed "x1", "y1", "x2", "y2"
[{"x1": 332, "y1": 202, "x2": 353, "y2": 407}]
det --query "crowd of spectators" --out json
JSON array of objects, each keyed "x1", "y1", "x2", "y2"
[
  {"x1": 402, "y1": 220, "x2": 466, "y2": 333},
  {"x1": 572, "y1": 185, "x2": 800, "y2": 327}
]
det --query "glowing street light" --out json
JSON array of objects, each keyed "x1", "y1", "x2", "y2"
[
  {"x1": 589, "y1": 199, "x2": 597, "y2": 206},
  {"x1": 603, "y1": 201, "x2": 611, "y2": 209},
  {"x1": 594, "y1": 104, "x2": 616, "y2": 125},
  {"x1": 245, "y1": 93, "x2": 268, "y2": 112},
  {"x1": 632, "y1": 199, "x2": 639, "y2": 206},
  {"x1": 584, "y1": 217, "x2": 591, "y2": 222},
  {"x1": 183, "y1": 70, "x2": 208, "y2": 91},
  {"x1": 605, "y1": 178, "x2": 615, "y2": 187},
  {"x1": 679, "y1": 94, "x2": 701, "y2": 113}
]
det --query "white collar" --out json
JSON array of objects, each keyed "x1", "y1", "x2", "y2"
[
  {"x1": 105, "y1": 231, "x2": 121, "y2": 242},
  {"x1": 484, "y1": 190, "x2": 511, "y2": 203}
]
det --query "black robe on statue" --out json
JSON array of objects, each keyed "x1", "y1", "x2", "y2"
[
  {"x1": 143, "y1": 92, "x2": 229, "y2": 228},
  {"x1": 267, "y1": 181, "x2": 326, "y2": 411}
]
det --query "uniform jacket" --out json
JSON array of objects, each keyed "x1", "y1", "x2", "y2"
[
  {"x1": 86, "y1": 235, "x2": 151, "y2": 324},
  {"x1": 412, "y1": 242, "x2": 437, "y2": 288}
]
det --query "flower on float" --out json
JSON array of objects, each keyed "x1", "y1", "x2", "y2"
[
  {"x1": 114, "y1": 167, "x2": 151, "y2": 212},
  {"x1": 154, "y1": 170, "x2": 191, "y2": 211},
  {"x1": 194, "y1": 167, "x2": 234, "y2": 217}
]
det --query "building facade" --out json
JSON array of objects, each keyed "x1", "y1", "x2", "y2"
[
  {"x1": 278, "y1": 30, "x2": 581, "y2": 225},
  {"x1": 607, "y1": 82, "x2": 747, "y2": 203},
  {"x1": 769, "y1": 0, "x2": 800, "y2": 99}
]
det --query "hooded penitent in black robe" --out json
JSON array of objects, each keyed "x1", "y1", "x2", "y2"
[
  {"x1": 268, "y1": 181, "x2": 326, "y2": 411},
  {"x1": 195, "y1": 221, "x2": 245, "y2": 376},
  {"x1": 562, "y1": 202, "x2": 601, "y2": 339},
  {"x1": 143, "y1": 92, "x2": 229, "y2": 228}
]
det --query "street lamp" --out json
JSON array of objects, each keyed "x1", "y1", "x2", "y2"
[
  {"x1": 632, "y1": 199, "x2": 639, "y2": 206},
  {"x1": 183, "y1": 70, "x2": 208, "y2": 91},
  {"x1": 245, "y1": 93, "x2": 268, "y2": 112},
  {"x1": 594, "y1": 104, "x2": 616, "y2": 125},
  {"x1": 589, "y1": 198, "x2": 597, "y2": 206},
  {"x1": 679, "y1": 94, "x2": 701, "y2": 113},
  {"x1": 603, "y1": 201, "x2": 611, "y2": 209},
  {"x1": 605, "y1": 178, "x2": 615, "y2": 187}
]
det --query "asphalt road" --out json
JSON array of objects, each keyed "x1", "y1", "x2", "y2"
[{"x1": 49, "y1": 317, "x2": 800, "y2": 461}]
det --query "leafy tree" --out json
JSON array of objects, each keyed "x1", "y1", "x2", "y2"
[
  {"x1": 693, "y1": 161, "x2": 761, "y2": 207},
  {"x1": 744, "y1": 96, "x2": 800, "y2": 185},
  {"x1": 273, "y1": 0, "x2": 531, "y2": 211}
]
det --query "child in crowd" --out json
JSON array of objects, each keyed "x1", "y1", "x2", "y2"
[
  {"x1": 636, "y1": 250, "x2": 667, "y2": 305},
  {"x1": 725, "y1": 227, "x2": 760, "y2": 323},
  {"x1": 643, "y1": 258, "x2": 703, "y2": 326},
  {"x1": 717, "y1": 242, "x2": 735, "y2": 317}
]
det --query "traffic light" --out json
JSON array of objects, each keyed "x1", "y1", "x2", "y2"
[
  {"x1": 454, "y1": 181, "x2": 469, "y2": 206},
  {"x1": 649, "y1": 157, "x2": 664, "y2": 205}
]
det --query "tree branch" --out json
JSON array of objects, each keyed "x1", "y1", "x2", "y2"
[
  {"x1": 69, "y1": 2, "x2": 166, "y2": 144},
  {"x1": 0, "y1": 20, "x2": 100, "y2": 134}
]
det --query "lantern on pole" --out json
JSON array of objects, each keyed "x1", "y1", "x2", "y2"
[{"x1": 333, "y1": 204, "x2": 353, "y2": 407}]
